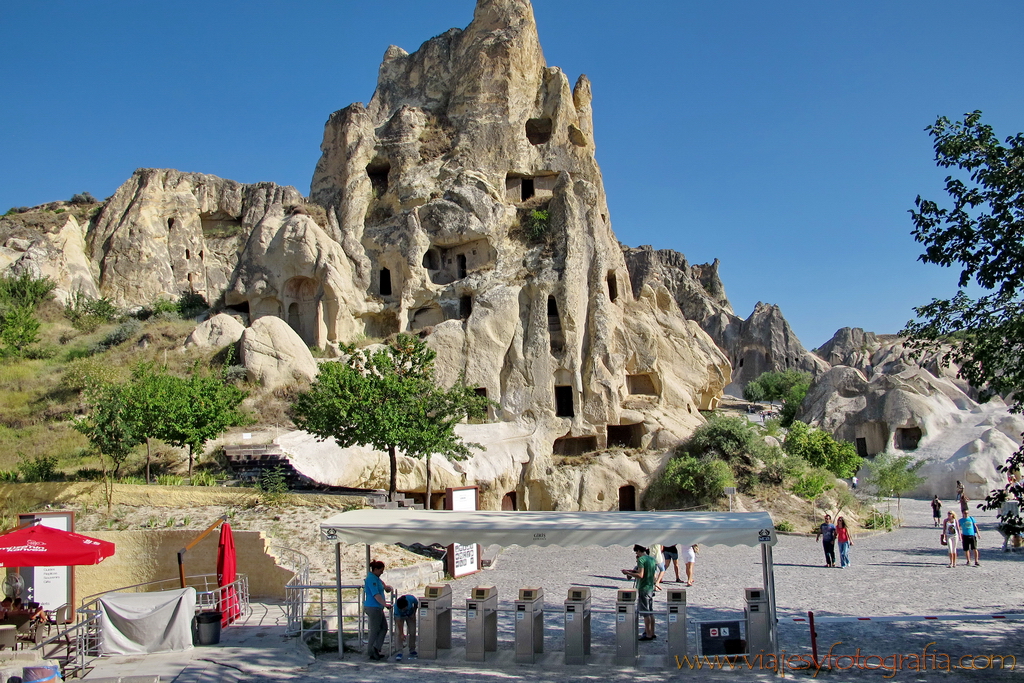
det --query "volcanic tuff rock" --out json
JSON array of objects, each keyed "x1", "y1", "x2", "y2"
[
  {"x1": 184, "y1": 312, "x2": 246, "y2": 350},
  {"x1": 622, "y1": 246, "x2": 827, "y2": 392},
  {"x1": 240, "y1": 316, "x2": 318, "y2": 391}
]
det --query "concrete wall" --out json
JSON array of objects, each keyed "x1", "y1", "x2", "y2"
[{"x1": 76, "y1": 530, "x2": 293, "y2": 603}]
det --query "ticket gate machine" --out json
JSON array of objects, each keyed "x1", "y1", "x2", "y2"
[
  {"x1": 666, "y1": 589, "x2": 688, "y2": 660},
  {"x1": 514, "y1": 587, "x2": 544, "y2": 663},
  {"x1": 744, "y1": 587, "x2": 773, "y2": 654},
  {"x1": 418, "y1": 584, "x2": 452, "y2": 660},
  {"x1": 614, "y1": 589, "x2": 638, "y2": 666},
  {"x1": 564, "y1": 586, "x2": 592, "y2": 664},
  {"x1": 466, "y1": 585, "x2": 498, "y2": 661}
]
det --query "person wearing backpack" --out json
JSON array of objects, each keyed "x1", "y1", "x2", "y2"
[{"x1": 960, "y1": 510, "x2": 981, "y2": 567}]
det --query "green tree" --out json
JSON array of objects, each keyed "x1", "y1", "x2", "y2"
[
  {"x1": 74, "y1": 383, "x2": 141, "y2": 477},
  {"x1": 864, "y1": 452, "x2": 925, "y2": 523},
  {"x1": 155, "y1": 367, "x2": 251, "y2": 478},
  {"x1": 0, "y1": 305, "x2": 41, "y2": 356},
  {"x1": 783, "y1": 421, "x2": 862, "y2": 478},
  {"x1": 902, "y1": 111, "x2": 1024, "y2": 516},
  {"x1": 293, "y1": 334, "x2": 493, "y2": 502},
  {"x1": 744, "y1": 370, "x2": 812, "y2": 421},
  {"x1": 646, "y1": 455, "x2": 735, "y2": 509}
]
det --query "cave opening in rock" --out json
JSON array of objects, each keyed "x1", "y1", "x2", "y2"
[
  {"x1": 896, "y1": 426, "x2": 922, "y2": 450},
  {"x1": 607, "y1": 423, "x2": 643, "y2": 449},
  {"x1": 626, "y1": 374, "x2": 657, "y2": 396},
  {"x1": 526, "y1": 118, "x2": 553, "y2": 145},
  {"x1": 379, "y1": 268, "x2": 392, "y2": 296},
  {"x1": 554, "y1": 385, "x2": 574, "y2": 417},
  {"x1": 460, "y1": 295, "x2": 472, "y2": 319},
  {"x1": 607, "y1": 271, "x2": 618, "y2": 302},
  {"x1": 548, "y1": 295, "x2": 564, "y2": 353},
  {"x1": 522, "y1": 177, "x2": 535, "y2": 201},
  {"x1": 618, "y1": 485, "x2": 636, "y2": 511},
  {"x1": 552, "y1": 435, "x2": 597, "y2": 456},
  {"x1": 457, "y1": 254, "x2": 467, "y2": 279},
  {"x1": 501, "y1": 491, "x2": 517, "y2": 511},
  {"x1": 366, "y1": 160, "x2": 391, "y2": 197},
  {"x1": 422, "y1": 248, "x2": 440, "y2": 271}
]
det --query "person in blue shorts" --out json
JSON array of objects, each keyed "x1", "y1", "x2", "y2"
[{"x1": 960, "y1": 511, "x2": 980, "y2": 567}]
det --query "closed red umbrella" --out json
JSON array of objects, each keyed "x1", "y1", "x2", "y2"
[
  {"x1": 0, "y1": 524, "x2": 115, "y2": 567},
  {"x1": 216, "y1": 522, "x2": 240, "y2": 626}
]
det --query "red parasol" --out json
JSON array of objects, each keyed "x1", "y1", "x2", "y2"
[
  {"x1": 0, "y1": 524, "x2": 115, "y2": 567},
  {"x1": 216, "y1": 522, "x2": 240, "y2": 626}
]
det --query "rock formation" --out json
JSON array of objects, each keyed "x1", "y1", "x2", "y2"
[
  {"x1": 240, "y1": 317, "x2": 319, "y2": 391},
  {"x1": 623, "y1": 245, "x2": 828, "y2": 393}
]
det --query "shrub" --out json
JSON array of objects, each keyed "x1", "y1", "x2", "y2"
[
  {"x1": 99, "y1": 319, "x2": 141, "y2": 348},
  {"x1": 74, "y1": 468, "x2": 105, "y2": 481},
  {"x1": 156, "y1": 474, "x2": 185, "y2": 486},
  {"x1": 17, "y1": 453, "x2": 60, "y2": 482},
  {"x1": 784, "y1": 421, "x2": 863, "y2": 478},
  {"x1": 0, "y1": 305, "x2": 41, "y2": 356},
  {"x1": 791, "y1": 468, "x2": 835, "y2": 500},
  {"x1": 256, "y1": 467, "x2": 289, "y2": 506},
  {"x1": 0, "y1": 470, "x2": 17, "y2": 482},
  {"x1": 863, "y1": 511, "x2": 897, "y2": 530},
  {"x1": 61, "y1": 356, "x2": 126, "y2": 391},
  {"x1": 680, "y1": 414, "x2": 786, "y2": 491},
  {"x1": 69, "y1": 192, "x2": 97, "y2": 205},
  {"x1": 645, "y1": 455, "x2": 734, "y2": 509},
  {"x1": 118, "y1": 475, "x2": 146, "y2": 485},
  {"x1": 774, "y1": 520, "x2": 795, "y2": 532},
  {"x1": 0, "y1": 272, "x2": 56, "y2": 310},
  {"x1": 64, "y1": 290, "x2": 120, "y2": 332},
  {"x1": 523, "y1": 209, "x2": 551, "y2": 241},
  {"x1": 177, "y1": 290, "x2": 208, "y2": 319},
  {"x1": 190, "y1": 470, "x2": 219, "y2": 487}
]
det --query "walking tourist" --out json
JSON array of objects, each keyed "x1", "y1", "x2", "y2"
[
  {"x1": 651, "y1": 543, "x2": 666, "y2": 590},
  {"x1": 931, "y1": 495, "x2": 942, "y2": 527},
  {"x1": 960, "y1": 510, "x2": 981, "y2": 567},
  {"x1": 836, "y1": 517, "x2": 852, "y2": 568},
  {"x1": 960, "y1": 493, "x2": 970, "y2": 516},
  {"x1": 942, "y1": 511, "x2": 960, "y2": 567},
  {"x1": 363, "y1": 560, "x2": 393, "y2": 660},
  {"x1": 684, "y1": 544, "x2": 700, "y2": 585},
  {"x1": 622, "y1": 544, "x2": 657, "y2": 641},
  {"x1": 663, "y1": 544, "x2": 681, "y2": 582},
  {"x1": 816, "y1": 514, "x2": 837, "y2": 567},
  {"x1": 393, "y1": 594, "x2": 418, "y2": 660}
]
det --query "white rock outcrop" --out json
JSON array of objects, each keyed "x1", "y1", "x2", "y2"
[
  {"x1": 240, "y1": 316, "x2": 318, "y2": 390},
  {"x1": 184, "y1": 313, "x2": 246, "y2": 350}
]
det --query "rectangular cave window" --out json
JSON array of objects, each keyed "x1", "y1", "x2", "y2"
[
  {"x1": 366, "y1": 160, "x2": 391, "y2": 198},
  {"x1": 618, "y1": 485, "x2": 636, "y2": 511},
  {"x1": 526, "y1": 118, "x2": 553, "y2": 145},
  {"x1": 626, "y1": 374, "x2": 657, "y2": 396},
  {"x1": 607, "y1": 272, "x2": 618, "y2": 302},
  {"x1": 457, "y1": 254, "x2": 467, "y2": 279},
  {"x1": 554, "y1": 385, "x2": 574, "y2": 418},
  {"x1": 460, "y1": 295, "x2": 472, "y2": 319},
  {"x1": 522, "y1": 177, "x2": 535, "y2": 201},
  {"x1": 552, "y1": 435, "x2": 597, "y2": 456},
  {"x1": 607, "y1": 423, "x2": 643, "y2": 449},
  {"x1": 856, "y1": 437, "x2": 868, "y2": 458},
  {"x1": 547, "y1": 295, "x2": 564, "y2": 353},
  {"x1": 379, "y1": 268, "x2": 392, "y2": 296},
  {"x1": 896, "y1": 427, "x2": 922, "y2": 450}
]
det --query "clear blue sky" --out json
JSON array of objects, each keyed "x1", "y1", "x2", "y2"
[{"x1": 2, "y1": 1, "x2": 1021, "y2": 349}]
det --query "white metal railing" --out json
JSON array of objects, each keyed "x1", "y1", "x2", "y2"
[
  {"x1": 282, "y1": 582, "x2": 365, "y2": 656},
  {"x1": 270, "y1": 545, "x2": 310, "y2": 635}
]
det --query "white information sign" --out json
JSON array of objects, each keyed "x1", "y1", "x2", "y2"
[
  {"x1": 447, "y1": 487, "x2": 479, "y2": 578},
  {"x1": 17, "y1": 512, "x2": 72, "y2": 612}
]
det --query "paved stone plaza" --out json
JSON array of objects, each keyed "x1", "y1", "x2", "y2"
[{"x1": 83, "y1": 497, "x2": 1024, "y2": 682}]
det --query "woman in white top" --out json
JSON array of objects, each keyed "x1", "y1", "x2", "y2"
[
  {"x1": 942, "y1": 511, "x2": 960, "y2": 567},
  {"x1": 650, "y1": 543, "x2": 666, "y2": 590},
  {"x1": 684, "y1": 544, "x2": 700, "y2": 586}
]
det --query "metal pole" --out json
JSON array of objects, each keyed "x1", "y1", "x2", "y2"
[
  {"x1": 335, "y1": 542, "x2": 343, "y2": 658},
  {"x1": 761, "y1": 543, "x2": 779, "y2": 658},
  {"x1": 809, "y1": 610, "x2": 818, "y2": 667}
]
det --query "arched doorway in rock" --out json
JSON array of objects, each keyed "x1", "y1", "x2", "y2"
[
  {"x1": 283, "y1": 277, "x2": 320, "y2": 346},
  {"x1": 501, "y1": 492, "x2": 517, "y2": 511},
  {"x1": 618, "y1": 485, "x2": 636, "y2": 511},
  {"x1": 896, "y1": 426, "x2": 922, "y2": 450}
]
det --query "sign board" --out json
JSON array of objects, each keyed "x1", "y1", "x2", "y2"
[
  {"x1": 698, "y1": 620, "x2": 744, "y2": 656},
  {"x1": 15, "y1": 512, "x2": 75, "y2": 617},
  {"x1": 445, "y1": 486, "x2": 480, "y2": 578}
]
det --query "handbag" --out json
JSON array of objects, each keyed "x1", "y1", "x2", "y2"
[{"x1": 940, "y1": 533, "x2": 947, "y2": 546}]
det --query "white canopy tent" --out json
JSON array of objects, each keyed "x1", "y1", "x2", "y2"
[{"x1": 320, "y1": 510, "x2": 780, "y2": 652}]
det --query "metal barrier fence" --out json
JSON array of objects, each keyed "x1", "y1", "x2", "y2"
[
  {"x1": 269, "y1": 544, "x2": 310, "y2": 635},
  {"x1": 282, "y1": 582, "x2": 365, "y2": 655}
]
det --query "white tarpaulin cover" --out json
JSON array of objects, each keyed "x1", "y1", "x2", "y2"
[
  {"x1": 320, "y1": 510, "x2": 777, "y2": 548},
  {"x1": 98, "y1": 587, "x2": 196, "y2": 655}
]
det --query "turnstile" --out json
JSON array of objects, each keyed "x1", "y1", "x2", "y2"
[
  {"x1": 614, "y1": 589, "x2": 638, "y2": 666},
  {"x1": 564, "y1": 586, "x2": 592, "y2": 664},
  {"x1": 466, "y1": 585, "x2": 498, "y2": 661},
  {"x1": 666, "y1": 588, "x2": 687, "y2": 660},
  {"x1": 418, "y1": 584, "x2": 452, "y2": 660},
  {"x1": 514, "y1": 587, "x2": 544, "y2": 663},
  {"x1": 745, "y1": 587, "x2": 773, "y2": 655}
]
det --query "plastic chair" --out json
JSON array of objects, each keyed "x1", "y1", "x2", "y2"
[
  {"x1": 17, "y1": 622, "x2": 45, "y2": 650},
  {"x1": 0, "y1": 625, "x2": 17, "y2": 651},
  {"x1": 45, "y1": 604, "x2": 70, "y2": 636}
]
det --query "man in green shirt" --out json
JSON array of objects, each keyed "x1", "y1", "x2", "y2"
[{"x1": 621, "y1": 544, "x2": 657, "y2": 640}]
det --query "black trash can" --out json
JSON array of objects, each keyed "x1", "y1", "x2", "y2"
[{"x1": 196, "y1": 611, "x2": 222, "y2": 645}]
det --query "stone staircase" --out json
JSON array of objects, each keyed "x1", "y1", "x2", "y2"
[{"x1": 222, "y1": 444, "x2": 310, "y2": 488}]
